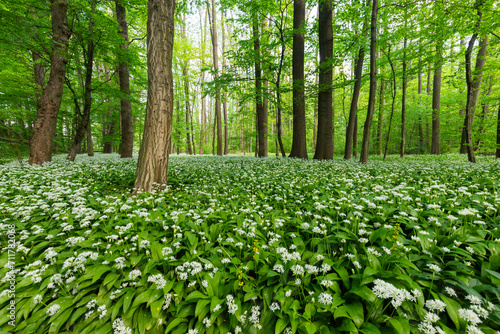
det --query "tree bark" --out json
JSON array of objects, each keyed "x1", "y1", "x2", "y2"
[
  {"x1": 497, "y1": 102, "x2": 500, "y2": 158},
  {"x1": 253, "y1": 17, "x2": 268, "y2": 157},
  {"x1": 134, "y1": 0, "x2": 175, "y2": 192},
  {"x1": 183, "y1": 66, "x2": 192, "y2": 154},
  {"x1": 360, "y1": 0, "x2": 377, "y2": 164},
  {"x1": 116, "y1": 0, "x2": 134, "y2": 158},
  {"x1": 345, "y1": 46, "x2": 364, "y2": 160},
  {"x1": 87, "y1": 124, "x2": 94, "y2": 156},
  {"x1": 377, "y1": 74, "x2": 385, "y2": 155},
  {"x1": 222, "y1": 12, "x2": 228, "y2": 155},
  {"x1": 463, "y1": 31, "x2": 488, "y2": 163},
  {"x1": 199, "y1": 8, "x2": 207, "y2": 154},
  {"x1": 314, "y1": 0, "x2": 334, "y2": 160},
  {"x1": 29, "y1": 0, "x2": 71, "y2": 165},
  {"x1": 400, "y1": 36, "x2": 407, "y2": 158},
  {"x1": 431, "y1": 42, "x2": 442, "y2": 155},
  {"x1": 289, "y1": 0, "x2": 307, "y2": 158},
  {"x1": 208, "y1": 0, "x2": 222, "y2": 155},
  {"x1": 67, "y1": 0, "x2": 96, "y2": 162}
]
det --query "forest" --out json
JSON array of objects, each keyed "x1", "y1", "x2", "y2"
[{"x1": 1, "y1": 0, "x2": 500, "y2": 333}]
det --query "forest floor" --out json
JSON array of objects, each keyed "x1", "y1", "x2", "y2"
[{"x1": 1, "y1": 154, "x2": 500, "y2": 334}]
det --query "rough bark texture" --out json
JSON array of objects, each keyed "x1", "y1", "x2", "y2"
[
  {"x1": 67, "y1": 0, "x2": 96, "y2": 162},
  {"x1": 360, "y1": 0, "x2": 377, "y2": 165},
  {"x1": 29, "y1": 0, "x2": 70, "y2": 165},
  {"x1": 314, "y1": 0, "x2": 334, "y2": 160},
  {"x1": 463, "y1": 32, "x2": 488, "y2": 163},
  {"x1": 289, "y1": 0, "x2": 307, "y2": 158},
  {"x1": 431, "y1": 42, "x2": 442, "y2": 155},
  {"x1": 134, "y1": 0, "x2": 175, "y2": 192},
  {"x1": 345, "y1": 46, "x2": 364, "y2": 160},
  {"x1": 116, "y1": 0, "x2": 134, "y2": 158},
  {"x1": 253, "y1": 17, "x2": 268, "y2": 157}
]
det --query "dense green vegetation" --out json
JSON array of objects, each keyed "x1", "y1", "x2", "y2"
[{"x1": 1, "y1": 154, "x2": 500, "y2": 333}]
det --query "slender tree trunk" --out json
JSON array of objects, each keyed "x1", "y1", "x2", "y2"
[
  {"x1": 199, "y1": 8, "x2": 207, "y2": 154},
  {"x1": 29, "y1": 0, "x2": 71, "y2": 165},
  {"x1": 289, "y1": 0, "x2": 307, "y2": 158},
  {"x1": 383, "y1": 45, "x2": 397, "y2": 160},
  {"x1": 176, "y1": 100, "x2": 180, "y2": 154},
  {"x1": 208, "y1": 0, "x2": 222, "y2": 155},
  {"x1": 345, "y1": 46, "x2": 364, "y2": 160},
  {"x1": 464, "y1": 31, "x2": 488, "y2": 163},
  {"x1": 116, "y1": 0, "x2": 134, "y2": 158},
  {"x1": 253, "y1": 17, "x2": 267, "y2": 157},
  {"x1": 400, "y1": 36, "x2": 407, "y2": 158},
  {"x1": 222, "y1": 12, "x2": 228, "y2": 155},
  {"x1": 314, "y1": 0, "x2": 333, "y2": 160},
  {"x1": 431, "y1": 42, "x2": 442, "y2": 155},
  {"x1": 497, "y1": 102, "x2": 500, "y2": 158},
  {"x1": 360, "y1": 0, "x2": 377, "y2": 164},
  {"x1": 134, "y1": 0, "x2": 175, "y2": 192},
  {"x1": 276, "y1": 25, "x2": 286, "y2": 157},
  {"x1": 377, "y1": 73, "x2": 385, "y2": 155},
  {"x1": 67, "y1": 0, "x2": 96, "y2": 162},
  {"x1": 183, "y1": 66, "x2": 192, "y2": 155},
  {"x1": 353, "y1": 114, "x2": 358, "y2": 157}
]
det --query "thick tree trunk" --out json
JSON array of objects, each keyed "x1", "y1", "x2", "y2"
[
  {"x1": 134, "y1": 0, "x2": 175, "y2": 192},
  {"x1": 431, "y1": 42, "x2": 442, "y2": 155},
  {"x1": 353, "y1": 114, "x2": 358, "y2": 157},
  {"x1": 289, "y1": 0, "x2": 307, "y2": 158},
  {"x1": 67, "y1": 0, "x2": 96, "y2": 162},
  {"x1": 29, "y1": 0, "x2": 70, "y2": 165},
  {"x1": 314, "y1": 0, "x2": 334, "y2": 160},
  {"x1": 199, "y1": 8, "x2": 207, "y2": 154},
  {"x1": 463, "y1": 31, "x2": 488, "y2": 163},
  {"x1": 276, "y1": 25, "x2": 286, "y2": 157},
  {"x1": 345, "y1": 46, "x2": 364, "y2": 160},
  {"x1": 400, "y1": 36, "x2": 407, "y2": 158},
  {"x1": 360, "y1": 0, "x2": 377, "y2": 164},
  {"x1": 253, "y1": 17, "x2": 268, "y2": 157},
  {"x1": 116, "y1": 0, "x2": 134, "y2": 158}
]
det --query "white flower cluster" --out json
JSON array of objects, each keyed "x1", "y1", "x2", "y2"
[
  {"x1": 112, "y1": 317, "x2": 132, "y2": 334},
  {"x1": 372, "y1": 279, "x2": 419, "y2": 308},
  {"x1": 226, "y1": 294, "x2": 238, "y2": 315},
  {"x1": 147, "y1": 274, "x2": 167, "y2": 289}
]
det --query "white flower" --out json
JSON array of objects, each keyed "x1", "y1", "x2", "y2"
[
  {"x1": 147, "y1": 274, "x2": 166, "y2": 289},
  {"x1": 425, "y1": 299, "x2": 447, "y2": 313},
  {"x1": 46, "y1": 304, "x2": 61, "y2": 316},
  {"x1": 128, "y1": 269, "x2": 141, "y2": 280},
  {"x1": 426, "y1": 263, "x2": 442, "y2": 273},
  {"x1": 318, "y1": 292, "x2": 333, "y2": 305},
  {"x1": 33, "y1": 295, "x2": 43, "y2": 304},
  {"x1": 445, "y1": 287, "x2": 457, "y2": 297},
  {"x1": 270, "y1": 302, "x2": 280, "y2": 312},
  {"x1": 458, "y1": 308, "x2": 482, "y2": 325}
]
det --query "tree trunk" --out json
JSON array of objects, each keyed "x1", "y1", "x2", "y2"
[
  {"x1": 360, "y1": 0, "x2": 377, "y2": 164},
  {"x1": 134, "y1": 0, "x2": 175, "y2": 192},
  {"x1": 400, "y1": 36, "x2": 407, "y2": 158},
  {"x1": 497, "y1": 102, "x2": 500, "y2": 158},
  {"x1": 29, "y1": 0, "x2": 71, "y2": 165},
  {"x1": 463, "y1": 31, "x2": 488, "y2": 163},
  {"x1": 313, "y1": 0, "x2": 333, "y2": 160},
  {"x1": 345, "y1": 46, "x2": 364, "y2": 160},
  {"x1": 377, "y1": 75, "x2": 385, "y2": 155},
  {"x1": 353, "y1": 114, "x2": 358, "y2": 157},
  {"x1": 253, "y1": 17, "x2": 268, "y2": 157},
  {"x1": 289, "y1": 0, "x2": 307, "y2": 158},
  {"x1": 116, "y1": 0, "x2": 134, "y2": 158},
  {"x1": 208, "y1": 0, "x2": 222, "y2": 155},
  {"x1": 222, "y1": 12, "x2": 228, "y2": 155},
  {"x1": 67, "y1": 0, "x2": 96, "y2": 162},
  {"x1": 431, "y1": 42, "x2": 442, "y2": 155},
  {"x1": 183, "y1": 66, "x2": 192, "y2": 155},
  {"x1": 276, "y1": 23, "x2": 286, "y2": 158},
  {"x1": 199, "y1": 8, "x2": 207, "y2": 154},
  {"x1": 87, "y1": 124, "x2": 94, "y2": 156}
]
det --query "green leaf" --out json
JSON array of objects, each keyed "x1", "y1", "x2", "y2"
[
  {"x1": 346, "y1": 301, "x2": 364, "y2": 328},
  {"x1": 440, "y1": 294, "x2": 461, "y2": 331}
]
